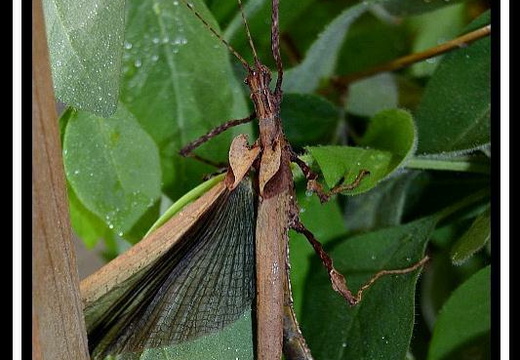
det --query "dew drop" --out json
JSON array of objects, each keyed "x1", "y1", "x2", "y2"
[
  {"x1": 134, "y1": 59, "x2": 142, "y2": 67},
  {"x1": 124, "y1": 41, "x2": 133, "y2": 50}
]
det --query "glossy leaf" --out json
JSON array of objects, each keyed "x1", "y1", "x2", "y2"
[
  {"x1": 415, "y1": 11, "x2": 491, "y2": 155},
  {"x1": 63, "y1": 104, "x2": 162, "y2": 238},
  {"x1": 42, "y1": 0, "x2": 125, "y2": 116},
  {"x1": 283, "y1": 2, "x2": 368, "y2": 93},
  {"x1": 450, "y1": 206, "x2": 491, "y2": 265},
  {"x1": 427, "y1": 266, "x2": 490, "y2": 360},
  {"x1": 307, "y1": 109, "x2": 416, "y2": 195},
  {"x1": 302, "y1": 217, "x2": 436, "y2": 360},
  {"x1": 121, "y1": 0, "x2": 250, "y2": 199},
  {"x1": 68, "y1": 184, "x2": 112, "y2": 249}
]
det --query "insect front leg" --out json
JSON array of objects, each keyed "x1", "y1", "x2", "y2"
[
  {"x1": 290, "y1": 218, "x2": 429, "y2": 306},
  {"x1": 290, "y1": 151, "x2": 370, "y2": 203},
  {"x1": 179, "y1": 113, "x2": 257, "y2": 167}
]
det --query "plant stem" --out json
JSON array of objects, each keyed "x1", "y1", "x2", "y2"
[
  {"x1": 406, "y1": 157, "x2": 490, "y2": 174},
  {"x1": 336, "y1": 25, "x2": 491, "y2": 85}
]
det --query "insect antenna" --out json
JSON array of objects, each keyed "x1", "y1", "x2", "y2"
[
  {"x1": 237, "y1": 0, "x2": 260, "y2": 66},
  {"x1": 179, "y1": 0, "x2": 252, "y2": 72},
  {"x1": 270, "y1": 0, "x2": 283, "y2": 95}
]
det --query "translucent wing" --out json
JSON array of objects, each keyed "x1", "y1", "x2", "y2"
[{"x1": 86, "y1": 180, "x2": 256, "y2": 359}]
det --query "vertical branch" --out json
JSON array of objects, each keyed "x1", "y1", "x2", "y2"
[{"x1": 32, "y1": 0, "x2": 89, "y2": 358}]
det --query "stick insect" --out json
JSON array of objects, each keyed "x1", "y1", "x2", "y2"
[{"x1": 82, "y1": 0, "x2": 428, "y2": 359}]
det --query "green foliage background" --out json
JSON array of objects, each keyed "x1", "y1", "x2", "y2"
[{"x1": 43, "y1": 0, "x2": 492, "y2": 359}]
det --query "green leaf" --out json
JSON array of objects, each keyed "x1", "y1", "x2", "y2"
[
  {"x1": 415, "y1": 11, "x2": 491, "y2": 155},
  {"x1": 307, "y1": 108, "x2": 417, "y2": 195},
  {"x1": 121, "y1": 0, "x2": 250, "y2": 199},
  {"x1": 407, "y1": 3, "x2": 467, "y2": 77},
  {"x1": 105, "y1": 311, "x2": 253, "y2": 360},
  {"x1": 63, "y1": 104, "x2": 162, "y2": 239},
  {"x1": 289, "y1": 191, "x2": 348, "y2": 316},
  {"x1": 450, "y1": 206, "x2": 490, "y2": 265},
  {"x1": 222, "y1": 0, "x2": 315, "y2": 65},
  {"x1": 67, "y1": 184, "x2": 112, "y2": 249},
  {"x1": 145, "y1": 174, "x2": 225, "y2": 237},
  {"x1": 382, "y1": 0, "x2": 467, "y2": 16},
  {"x1": 42, "y1": 0, "x2": 125, "y2": 116},
  {"x1": 302, "y1": 217, "x2": 436, "y2": 360},
  {"x1": 283, "y1": 2, "x2": 368, "y2": 93},
  {"x1": 343, "y1": 170, "x2": 425, "y2": 232},
  {"x1": 337, "y1": 14, "x2": 408, "y2": 76},
  {"x1": 345, "y1": 73, "x2": 398, "y2": 117},
  {"x1": 281, "y1": 93, "x2": 340, "y2": 148},
  {"x1": 427, "y1": 266, "x2": 490, "y2": 360}
]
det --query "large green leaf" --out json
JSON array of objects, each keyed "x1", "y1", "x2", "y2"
[
  {"x1": 450, "y1": 206, "x2": 491, "y2": 265},
  {"x1": 42, "y1": 0, "x2": 125, "y2": 116},
  {"x1": 67, "y1": 183, "x2": 112, "y2": 249},
  {"x1": 307, "y1": 108, "x2": 417, "y2": 195},
  {"x1": 105, "y1": 311, "x2": 253, "y2": 360},
  {"x1": 283, "y1": 2, "x2": 368, "y2": 93},
  {"x1": 345, "y1": 73, "x2": 398, "y2": 117},
  {"x1": 342, "y1": 170, "x2": 425, "y2": 232},
  {"x1": 121, "y1": 0, "x2": 250, "y2": 199},
  {"x1": 289, "y1": 191, "x2": 348, "y2": 316},
  {"x1": 301, "y1": 217, "x2": 435, "y2": 360},
  {"x1": 415, "y1": 11, "x2": 491, "y2": 155},
  {"x1": 407, "y1": 3, "x2": 467, "y2": 77},
  {"x1": 63, "y1": 104, "x2": 162, "y2": 239},
  {"x1": 281, "y1": 93, "x2": 340, "y2": 148},
  {"x1": 221, "y1": 0, "x2": 315, "y2": 66},
  {"x1": 427, "y1": 266, "x2": 490, "y2": 360},
  {"x1": 382, "y1": 0, "x2": 467, "y2": 16}
]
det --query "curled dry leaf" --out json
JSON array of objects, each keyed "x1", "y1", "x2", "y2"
[{"x1": 228, "y1": 134, "x2": 261, "y2": 189}]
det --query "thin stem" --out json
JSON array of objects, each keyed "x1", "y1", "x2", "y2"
[
  {"x1": 336, "y1": 25, "x2": 491, "y2": 85},
  {"x1": 406, "y1": 157, "x2": 490, "y2": 174}
]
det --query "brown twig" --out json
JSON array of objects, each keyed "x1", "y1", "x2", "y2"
[{"x1": 336, "y1": 24, "x2": 491, "y2": 86}]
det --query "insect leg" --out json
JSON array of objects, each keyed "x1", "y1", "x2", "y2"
[
  {"x1": 290, "y1": 151, "x2": 369, "y2": 203},
  {"x1": 290, "y1": 218, "x2": 429, "y2": 306},
  {"x1": 179, "y1": 113, "x2": 256, "y2": 157}
]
